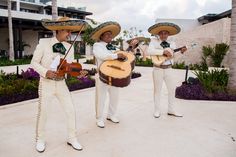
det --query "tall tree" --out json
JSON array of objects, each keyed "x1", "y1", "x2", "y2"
[
  {"x1": 8, "y1": 0, "x2": 14, "y2": 61},
  {"x1": 51, "y1": 0, "x2": 58, "y2": 36},
  {"x1": 228, "y1": 0, "x2": 236, "y2": 92}
]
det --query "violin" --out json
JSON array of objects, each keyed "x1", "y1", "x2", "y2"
[{"x1": 57, "y1": 59, "x2": 87, "y2": 77}]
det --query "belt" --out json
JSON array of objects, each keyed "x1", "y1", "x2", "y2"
[
  {"x1": 48, "y1": 77, "x2": 65, "y2": 81},
  {"x1": 154, "y1": 64, "x2": 172, "y2": 69}
]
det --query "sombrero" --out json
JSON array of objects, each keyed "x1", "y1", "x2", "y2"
[
  {"x1": 126, "y1": 37, "x2": 149, "y2": 44},
  {"x1": 41, "y1": 17, "x2": 88, "y2": 32},
  {"x1": 90, "y1": 21, "x2": 121, "y2": 41},
  {"x1": 148, "y1": 22, "x2": 181, "y2": 36}
]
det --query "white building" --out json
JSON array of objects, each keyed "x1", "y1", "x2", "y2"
[{"x1": 0, "y1": 0, "x2": 92, "y2": 58}]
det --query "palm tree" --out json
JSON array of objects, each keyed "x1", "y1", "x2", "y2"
[
  {"x1": 228, "y1": 0, "x2": 236, "y2": 92},
  {"x1": 51, "y1": 0, "x2": 58, "y2": 36},
  {"x1": 8, "y1": 0, "x2": 14, "y2": 61}
]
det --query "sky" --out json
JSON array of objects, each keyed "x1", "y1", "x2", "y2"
[{"x1": 57, "y1": 0, "x2": 231, "y2": 37}]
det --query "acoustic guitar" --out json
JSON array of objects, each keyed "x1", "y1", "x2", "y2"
[
  {"x1": 99, "y1": 51, "x2": 135, "y2": 87},
  {"x1": 151, "y1": 46, "x2": 187, "y2": 66}
]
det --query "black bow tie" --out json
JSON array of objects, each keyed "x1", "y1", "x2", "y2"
[
  {"x1": 106, "y1": 43, "x2": 116, "y2": 50},
  {"x1": 52, "y1": 43, "x2": 66, "y2": 55},
  {"x1": 160, "y1": 41, "x2": 170, "y2": 48}
]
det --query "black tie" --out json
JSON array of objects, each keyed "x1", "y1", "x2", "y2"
[
  {"x1": 106, "y1": 43, "x2": 116, "y2": 51},
  {"x1": 160, "y1": 41, "x2": 170, "y2": 49},
  {"x1": 52, "y1": 43, "x2": 66, "y2": 55}
]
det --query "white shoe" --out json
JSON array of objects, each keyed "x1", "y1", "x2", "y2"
[
  {"x1": 96, "y1": 119, "x2": 105, "y2": 128},
  {"x1": 67, "y1": 138, "x2": 83, "y2": 151},
  {"x1": 167, "y1": 111, "x2": 183, "y2": 117},
  {"x1": 107, "y1": 116, "x2": 120, "y2": 123},
  {"x1": 36, "y1": 140, "x2": 46, "y2": 153},
  {"x1": 153, "y1": 111, "x2": 160, "y2": 118}
]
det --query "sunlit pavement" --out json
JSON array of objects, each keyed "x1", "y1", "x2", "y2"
[{"x1": 0, "y1": 64, "x2": 236, "y2": 157}]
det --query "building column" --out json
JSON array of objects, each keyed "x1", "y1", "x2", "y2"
[{"x1": 16, "y1": 0, "x2": 20, "y2": 11}]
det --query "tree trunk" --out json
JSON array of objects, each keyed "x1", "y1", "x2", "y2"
[
  {"x1": 228, "y1": 0, "x2": 236, "y2": 92},
  {"x1": 52, "y1": 0, "x2": 58, "y2": 36},
  {"x1": 8, "y1": 0, "x2": 14, "y2": 61}
]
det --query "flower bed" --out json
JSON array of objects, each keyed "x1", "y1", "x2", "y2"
[
  {"x1": 0, "y1": 68, "x2": 95, "y2": 106},
  {"x1": 175, "y1": 78, "x2": 236, "y2": 101},
  {"x1": 0, "y1": 67, "x2": 141, "y2": 106}
]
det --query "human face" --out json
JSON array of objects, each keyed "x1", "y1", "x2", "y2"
[
  {"x1": 56, "y1": 29, "x2": 72, "y2": 42},
  {"x1": 158, "y1": 30, "x2": 169, "y2": 41},
  {"x1": 100, "y1": 31, "x2": 113, "y2": 43}
]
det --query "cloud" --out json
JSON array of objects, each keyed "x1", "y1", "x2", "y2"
[{"x1": 58, "y1": 0, "x2": 231, "y2": 37}]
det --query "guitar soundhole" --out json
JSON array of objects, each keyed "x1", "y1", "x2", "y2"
[{"x1": 117, "y1": 57, "x2": 127, "y2": 62}]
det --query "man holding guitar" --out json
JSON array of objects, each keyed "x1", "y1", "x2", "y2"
[
  {"x1": 147, "y1": 22, "x2": 187, "y2": 118},
  {"x1": 91, "y1": 21, "x2": 138, "y2": 128}
]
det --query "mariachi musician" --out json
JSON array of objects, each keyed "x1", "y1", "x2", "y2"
[
  {"x1": 147, "y1": 22, "x2": 187, "y2": 118},
  {"x1": 90, "y1": 21, "x2": 138, "y2": 128},
  {"x1": 31, "y1": 17, "x2": 86, "y2": 152}
]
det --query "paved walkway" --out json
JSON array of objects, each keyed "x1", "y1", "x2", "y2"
[{"x1": 0, "y1": 64, "x2": 236, "y2": 157}]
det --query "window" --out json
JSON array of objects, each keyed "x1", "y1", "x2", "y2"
[{"x1": 21, "y1": 0, "x2": 35, "y2": 3}]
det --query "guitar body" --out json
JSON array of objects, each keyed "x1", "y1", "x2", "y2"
[
  {"x1": 151, "y1": 46, "x2": 186, "y2": 66},
  {"x1": 151, "y1": 55, "x2": 171, "y2": 66},
  {"x1": 99, "y1": 51, "x2": 134, "y2": 87}
]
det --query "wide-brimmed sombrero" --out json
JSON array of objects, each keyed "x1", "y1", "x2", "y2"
[
  {"x1": 127, "y1": 37, "x2": 150, "y2": 44},
  {"x1": 41, "y1": 17, "x2": 87, "y2": 32},
  {"x1": 90, "y1": 21, "x2": 121, "y2": 41},
  {"x1": 148, "y1": 22, "x2": 181, "y2": 36}
]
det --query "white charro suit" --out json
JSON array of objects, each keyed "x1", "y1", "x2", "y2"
[
  {"x1": 31, "y1": 37, "x2": 77, "y2": 141},
  {"x1": 93, "y1": 41, "x2": 119, "y2": 120},
  {"x1": 147, "y1": 38, "x2": 177, "y2": 114}
]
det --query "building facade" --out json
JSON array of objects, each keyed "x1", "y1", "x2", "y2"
[{"x1": 0, "y1": 0, "x2": 92, "y2": 58}]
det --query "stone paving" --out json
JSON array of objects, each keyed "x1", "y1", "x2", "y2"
[{"x1": 0, "y1": 64, "x2": 236, "y2": 157}]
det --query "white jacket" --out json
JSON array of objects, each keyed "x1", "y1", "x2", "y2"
[
  {"x1": 31, "y1": 37, "x2": 74, "y2": 78},
  {"x1": 93, "y1": 41, "x2": 118, "y2": 68},
  {"x1": 147, "y1": 38, "x2": 176, "y2": 65}
]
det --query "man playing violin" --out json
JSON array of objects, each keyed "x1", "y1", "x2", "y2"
[
  {"x1": 147, "y1": 22, "x2": 187, "y2": 118},
  {"x1": 31, "y1": 17, "x2": 84, "y2": 152}
]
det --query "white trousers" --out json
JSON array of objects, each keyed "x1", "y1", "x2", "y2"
[
  {"x1": 152, "y1": 67, "x2": 176, "y2": 113},
  {"x1": 95, "y1": 75, "x2": 119, "y2": 120},
  {"x1": 36, "y1": 78, "x2": 77, "y2": 141}
]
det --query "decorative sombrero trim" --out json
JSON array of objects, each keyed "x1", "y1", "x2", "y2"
[
  {"x1": 90, "y1": 21, "x2": 121, "y2": 41},
  {"x1": 41, "y1": 19, "x2": 88, "y2": 32},
  {"x1": 148, "y1": 22, "x2": 181, "y2": 36}
]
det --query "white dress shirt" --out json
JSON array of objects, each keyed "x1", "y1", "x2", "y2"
[{"x1": 147, "y1": 38, "x2": 176, "y2": 65}]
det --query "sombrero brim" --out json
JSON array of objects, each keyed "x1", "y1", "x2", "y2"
[
  {"x1": 148, "y1": 23, "x2": 181, "y2": 36},
  {"x1": 41, "y1": 19, "x2": 88, "y2": 32},
  {"x1": 90, "y1": 21, "x2": 121, "y2": 41},
  {"x1": 127, "y1": 37, "x2": 147, "y2": 44}
]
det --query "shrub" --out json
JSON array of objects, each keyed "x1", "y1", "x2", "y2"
[
  {"x1": 175, "y1": 77, "x2": 236, "y2": 101},
  {"x1": 135, "y1": 58, "x2": 153, "y2": 67},
  {"x1": 0, "y1": 68, "x2": 95, "y2": 105},
  {"x1": 210, "y1": 43, "x2": 229, "y2": 67},
  {"x1": 0, "y1": 57, "x2": 32, "y2": 66},
  {"x1": 172, "y1": 62, "x2": 186, "y2": 69},
  {"x1": 193, "y1": 69, "x2": 229, "y2": 93},
  {"x1": 202, "y1": 43, "x2": 229, "y2": 67}
]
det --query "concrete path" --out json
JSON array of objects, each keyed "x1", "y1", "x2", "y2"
[{"x1": 0, "y1": 65, "x2": 236, "y2": 157}]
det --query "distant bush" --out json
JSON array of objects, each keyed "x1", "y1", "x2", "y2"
[
  {"x1": 135, "y1": 58, "x2": 153, "y2": 67},
  {"x1": 0, "y1": 55, "x2": 32, "y2": 66}
]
